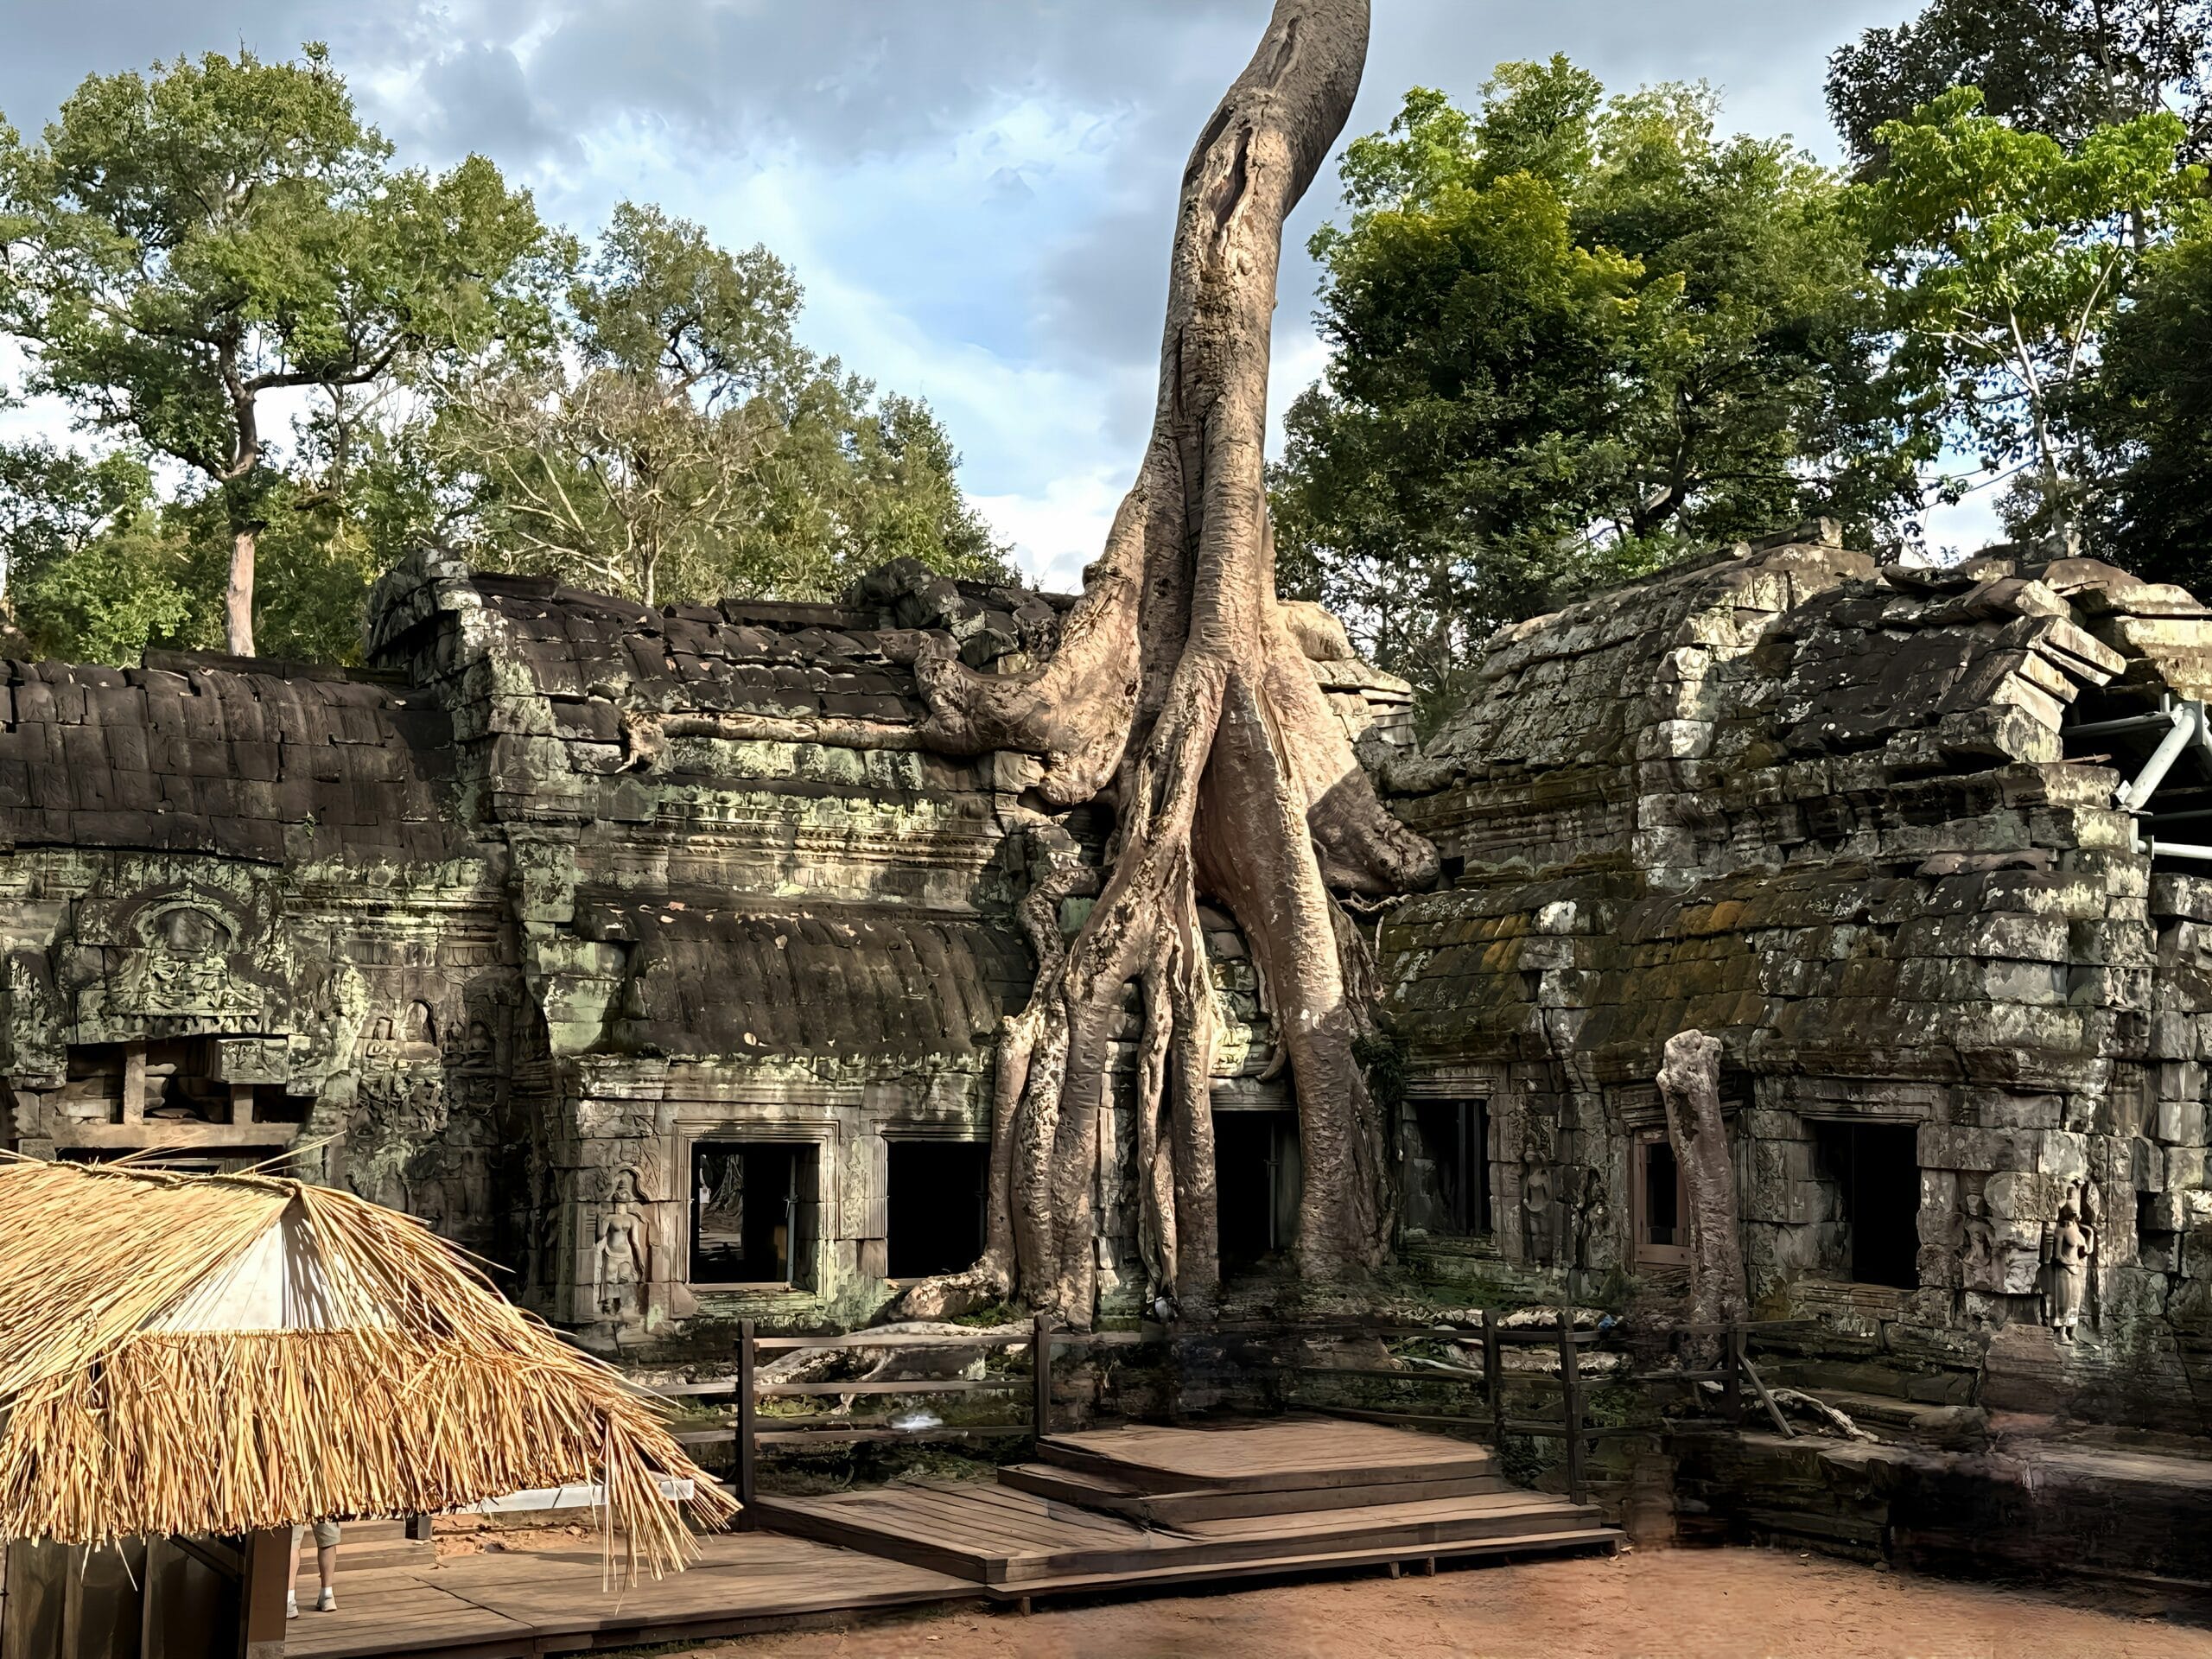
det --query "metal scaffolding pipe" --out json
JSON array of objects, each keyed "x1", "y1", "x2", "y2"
[
  {"x1": 2147, "y1": 839, "x2": 2212, "y2": 863},
  {"x1": 2115, "y1": 703, "x2": 2201, "y2": 812},
  {"x1": 2069, "y1": 709, "x2": 2178, "y2": 740}
]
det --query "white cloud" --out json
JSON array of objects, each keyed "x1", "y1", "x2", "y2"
[
  {"x1": 0, "y1": 0, "x2": 1962, "y2": 604},
  {"x1": 973, "y1": 467, "x2": 1128, "y2": 594}
]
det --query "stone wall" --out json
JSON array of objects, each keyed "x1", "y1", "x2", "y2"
[
  {"x1": 0, "y1": 550, "x2": 1413, "y2": 1353},
  {"x1": 1377, "y1": 530, "x2": 2212, "y2": 1428}
]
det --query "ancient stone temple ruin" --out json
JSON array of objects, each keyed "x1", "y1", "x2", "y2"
[
  {"x1": 1379, "y1": 528, "x2": 2212, "y2": 1428},
  {"x1": 1, "y1": 529, "x2": 2208, "y2": 1438},
  {"x1": 0, "y1": 546, "x2": 1409, "y2": 1344}
]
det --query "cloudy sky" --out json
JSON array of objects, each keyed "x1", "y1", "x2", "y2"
[{"x1": 0, "y1": 0, "x2": 1991, "y2": 588}]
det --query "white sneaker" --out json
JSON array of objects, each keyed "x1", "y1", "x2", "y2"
[
  {"x1": 286, "y1": 1592, "x2": 299, "y2": 1620},
  {"x1": 315, "y1": 1588, "x2": 337, "y2": 1613}
]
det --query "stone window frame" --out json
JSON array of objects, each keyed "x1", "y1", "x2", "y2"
[
  {"x1": 1630, "y1": 1129, "x2": 1693, "y2": 1268},
  {"x1": 877, "y1": 1125, "x2": 992, "y2": 1286},
  {"x1": 1402, "y1": 1067, "x2": 1503, "y2": 1241},
  {"x1": 677, "y1": 1124, "x2": 834, "y2": 1294}
]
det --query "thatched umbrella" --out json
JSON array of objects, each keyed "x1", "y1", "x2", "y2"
[{"x1": 0, "y1": 1157, "x2": 734, "y2": 1583}]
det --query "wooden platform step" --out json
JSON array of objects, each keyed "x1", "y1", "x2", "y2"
[
  {"x1": 979, "y1": 1527, "x2": 1625, "y2": 1604},
  {"x1": 750, "y1": 1479, "x2": 1613, "y2": 1587},
  {"x1": 999, "y1": 1459, "x2": 1508, "y2": 1523},
  {"x1": 1034, "y1": 1415, "x2": 1499, "y2": 1497}
]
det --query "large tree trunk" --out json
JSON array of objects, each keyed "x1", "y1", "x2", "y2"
[
  {"x1": 893, "y1": 0, "x2": 1436, "y2": 1327},
  {"x1": 226, "y1": 524, "x2": 257, "y2": 658},
  {"x1": 1656, "y1": 1031, "x2": 1749, "y2": 1357}
]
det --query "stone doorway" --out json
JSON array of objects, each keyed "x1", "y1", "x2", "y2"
[
  {"x1": 1810, "y1": 1121, "x2": 1919, "y2": 1288},
  {"x1": 1214, "y1": 1110, "x2": 1300, "y2": 1270},
  {"x1": 689, "y1": 1141, "x2": 820, "y2": 1289},
  {"x1": 886, "y1": 1140, "x2": 988, "y2": 1281}
]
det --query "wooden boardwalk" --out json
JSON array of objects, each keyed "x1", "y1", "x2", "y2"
[
  {"x1": 281, "y1": 1531, "x2": 978, "y2": 1658},
  {"x1": 287, "y1": 1417, "x2": 1623, "y2": 1651},
  {"x1": 750, "y1": 1416, "x2": 1621, "y2": 1600}
]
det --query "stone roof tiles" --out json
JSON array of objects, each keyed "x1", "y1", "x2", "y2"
[
  {"x1": 584, "y1": 897, "x2": 1030, "y2": 1061},
  {"x1": 0, "y1": 656, "x2": 464, "y2": 865}
]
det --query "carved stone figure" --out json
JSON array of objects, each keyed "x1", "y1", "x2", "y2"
[
  {"x1": 2047, "y1": 1197, "x2": 2095, "y2": 1342},
  {"x1": 1564, "y1": 1164, "x2": 1609, "y2": 1272},
  {"x1": 131, "y1": 903, "x2": 254, "y2": 1017},
  {"x1": 1958, "y1": 1192, "x2": 1997, "y2": 1288},
  {"x1": 594, "y1": 1166, "x2": 653, "y2": 1322},
  {"x1": 1520, "y1": 1154, "x2": 1555, "y2": 1267}
]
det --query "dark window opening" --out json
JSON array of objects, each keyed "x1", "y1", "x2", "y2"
[
  {"x1": 887, "y1": 1140, "x2": 988, "y2": 1279},
  {"x1": 1812, "y1": 1121, "x2": 1919, "y2": 1289},
  {"x1": 1215, "y1": 1111, "x2": 1300, "y2": 1271},
  {"x1": 1643, "y1": 1141, "x2": 1681, "y2": 1243},
  {"x1": 690, "y1": 1141, "x2": 819, "y2": 1288},
  {"x1": 60, "y1": 1037, "x2": 289, "y2": 1125},
  {"x1": 1633, "y1": 1134, "x2": 1692, "y2": 1268},
  {"x1": 1409, "y1": 1097, "x2": 1489, "y2": 1236}
]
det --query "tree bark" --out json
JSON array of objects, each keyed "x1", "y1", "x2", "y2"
[
  {"x1": 226, "y1": 525, "x2": 257, "y2": 658},
  {"x1": 1656, "y1": 1031, "x2": 1748, "y2": 1360},
  {"x1": 891, "y1": 0, "x2": 1436, "y2": 1328}
]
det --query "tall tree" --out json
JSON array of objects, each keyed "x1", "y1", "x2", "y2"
[
  {"x1": 2079, "y1": 214, "x2": 2212, "y2": 587},
  {"x1": 891, "y1": 0, "x2": 1438, "y2": 1324},
  {"x1": 0, "y1": 44, "x2": 561, "y2": 657},
  {"x1": 1828, "y1": 0, "x2": 2212, "y2": 164},
  {"x1": 431, "y1": 202, "x2": 1006, "y2": 606},
  {"x1": 1849, "y1": 86, "x2": 2200, "y2": 548},
  {"x1": 1273, "y1": 61, "x2": 1916, "y2": 715}
]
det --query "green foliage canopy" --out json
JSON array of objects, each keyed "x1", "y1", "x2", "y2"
[
  {"x1": 2081, "y1": 216, "x2": 2212, "y2": 587},
  {"x1": 430, "y1": 202, "x2": 1007, "y2": 608},
  {"x1": 0, "y1": 43, "x2": 564, "y2": 656},
  {"x1": 1273, "y1": 60, "x2": 1917, "y2": 715},
  {"x1": 1847, "y1": 86, "x2": 2202, "y2": 545},
  {"x1": 1827, "y1": 0, "x2": 2212, "y2": 163}
]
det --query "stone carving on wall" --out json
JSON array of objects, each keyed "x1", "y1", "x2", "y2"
[
  {"x1": 111, "y1": 901, "x2": 263, "y2": 1022},
  {"x1": 1957, "y1": 1191, "x2": 1998, "y2": 1289},
  {"x1": 1562, "y1": 1165, "x2": 1609, "y2": 1274},
  {"x1": 1520, "y1": 1153, "x2": 1556, "y2": 1267},
  {"x1": 593, "y1": 1165, "x2": 653, "y2": 1321},
  {"x1": 347, "y1": 1075, "x2": 449, "y2": 1215},
  {"x1": 2045, "y1": 1180, "x2": 2100, "y2": 1341}
]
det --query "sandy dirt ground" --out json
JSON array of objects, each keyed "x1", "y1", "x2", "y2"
[{"x1": 643, "y1": 1547, "x2": 2212, "y2": 1659}]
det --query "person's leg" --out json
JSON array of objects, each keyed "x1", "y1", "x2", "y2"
[
  {"x1": 314, "y1": 1520, "x2": 340, "y2": 1610},
  {"x1": 288, "y1": 1527, "x2": 303, "y2": 1618}
]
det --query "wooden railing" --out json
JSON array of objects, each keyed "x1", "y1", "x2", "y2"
[
  {"x1": 657, "y1": 1315, "x2": 1141, "y2": 1521},
  {"x1": 649, "y1": 1312, "x2": 1811, "y2": 1515},
  {"x1": 1250, "y1": 1313, "x2": 1815, "y2": 1503}
]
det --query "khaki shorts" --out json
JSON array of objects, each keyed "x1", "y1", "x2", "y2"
[{"x1": 294, "y1": 1520, "x2": 341, "y2": 1550}]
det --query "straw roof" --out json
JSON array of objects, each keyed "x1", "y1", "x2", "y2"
[{"x1": 0, "y1": 1158, "x2": 734, "y2": 1580}]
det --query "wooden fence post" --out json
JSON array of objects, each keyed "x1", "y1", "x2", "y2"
[
  {"x1": 1483, "y1": 1309, "x2": 1504, "y2": 1447},
  {"x1": 1722, "y1": 1322, "x2": 1744, "y2": 1427},
  {"x1": 736, "y1": 1319, "x2": 758, "y2": 1526},
  {"x1": 1032, "y1": 1311, "x2": 1053, "y2": 1442},
  {"x1": 1558, "y1": 1316, "x2": 1586, "y2": 1505}
]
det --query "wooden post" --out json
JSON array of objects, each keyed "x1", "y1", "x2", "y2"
[
  {"x1": 1722, "y1": 1322, "x2": 1744, "y2": 1427},
  {"x1": 1483, "y1": 1309, "x2": 1505, "y2": 1447},
  {"x1": 238, "y1": 1529, "x2": 290, "y2": 1659},
  {"x1": 736, "y1": 1319, "x2": 758, "y2": 1526},
  {"x1": 1559, "y1": 1316, "x2": 1586, "y2": 1505},
  {"x1": 1031, "y1": 1311, "x2": 1053, "y2": 1443}
]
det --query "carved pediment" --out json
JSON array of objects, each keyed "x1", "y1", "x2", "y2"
[{"x1": 66, "y1": 891, "x2": 288, "y2": 1039}]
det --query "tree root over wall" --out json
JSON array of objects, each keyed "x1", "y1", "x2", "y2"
[{"x1": 890, "y1": 0, "x2": 1437, "y2": 1327}]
